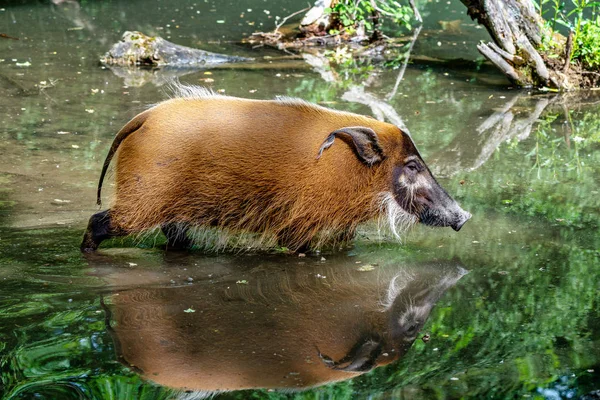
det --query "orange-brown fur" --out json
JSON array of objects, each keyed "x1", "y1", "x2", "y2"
[{"x1": 100, "y1": 88, "x2": 412, "y2": 250}]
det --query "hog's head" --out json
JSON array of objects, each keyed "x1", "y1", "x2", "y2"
[{"x1": 317, "y1": 125, "x2": 471, "y2": 234}]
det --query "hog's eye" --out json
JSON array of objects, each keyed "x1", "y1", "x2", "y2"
[{"x1": 405, "y1": 161, "x2": 419, "y2": 172}]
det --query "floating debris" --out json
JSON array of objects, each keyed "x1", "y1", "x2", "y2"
[
  {"x1": 0, "y1": 33, "x2": 19, "y2": 40},
  {"x1": 51, "y1": 199, "x2": 71, "y2": 205},
  {"x1": 357, "y1": 264, "x2": 375, "y2": 272}
]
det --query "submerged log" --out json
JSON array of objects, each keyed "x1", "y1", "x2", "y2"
[
  {"x1": 101, "y1": 31, "x2": 252, "y2": 67},
  {"x1": 104, "y1": 57, "x2": 310, "y2": 87}
]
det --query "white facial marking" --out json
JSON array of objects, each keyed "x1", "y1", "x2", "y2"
[
  {"x1": 412, "y1": 174, "x2": 432, "y2": 190},
  {"x1": 377, "y1": 192, "x2": 418, "y2": 240},
  {"x1": 399, "y1": 163, "x2": 431, "y2": 191}
]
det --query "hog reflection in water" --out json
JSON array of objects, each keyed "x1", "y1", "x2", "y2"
[{"x1": 104, "y1": 261, "x2": 466, "y2": 395}]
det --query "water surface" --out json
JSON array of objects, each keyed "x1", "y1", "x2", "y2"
[{"x1": 1, "y1": 1, "x2": 599, "y2": 399}]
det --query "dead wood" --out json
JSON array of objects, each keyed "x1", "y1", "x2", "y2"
[
  {"x1": 101, "y1": 31, "x2": 252, "y2": 67},
  {"x1": 0, "y1": 33, "x2": 19, "y2": 40},
  {"x1": 459, "y1": 0, "x2": 599, "y2": 90}
]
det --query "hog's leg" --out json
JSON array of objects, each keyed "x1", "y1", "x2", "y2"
[
  {"x1": 161, "y1": 223, "x2": 192, "y2": 250},
  {"x1": 276, "y1": 228, "x2": 310, "y2": 253},
  {"x1": 81, "y1": 209, "x2": 125, "y2": 252},
  {"x1": 335, "y1": 227, "x2": 356, "y2": 244}
]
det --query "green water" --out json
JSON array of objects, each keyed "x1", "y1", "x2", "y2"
[{"x1": 1, "y1": 1, "x2": 599, "y2": 399}]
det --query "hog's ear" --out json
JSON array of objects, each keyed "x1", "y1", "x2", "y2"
[{"x1": 316, "y1": 126, "x2": 385, "y2": 166}]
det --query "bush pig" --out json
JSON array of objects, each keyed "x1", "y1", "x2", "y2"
[
  {"x1": 102, "y1": 259, "x2": 466, "y2": 393},
  {"x1": 81, "y1": 84, "x2": 471, "y2": 252}
]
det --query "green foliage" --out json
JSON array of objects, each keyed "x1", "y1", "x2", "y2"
[
  {"x1": 376, "y1": 1, "x2": 414, "y2": 30},
  {"x1": 537, "y1": 0, "x2": 568, "y2": 32},
  {"x1": 572, "y1": 16, "x2": 600, "y2": 68},
  {"x1": 325, "y1": 0, "x2": 415, "y2": 36},
  {"x1": 327, "y1": 1, "x2": 375, "y2": 35},
  {"x1": 537, "y1": 0, "x2": 600, "y2": 68}
]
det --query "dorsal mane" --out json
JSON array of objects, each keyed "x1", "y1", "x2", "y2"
[
  {"x1": 167, "y1": 82, "x2": 360, "y2": 119},
  {"x1": 167, "y1": 82, "x2": 224, "y2": 100},
  {"x1": 274, "y1": 96, "x2": 361, "y2": 118}
]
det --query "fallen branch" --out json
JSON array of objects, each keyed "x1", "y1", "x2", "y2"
[
  {"x1": 342, "y1": 86, "x2": 410, "y2": 135},
  {"x1": 408, "y1": 0, "x2": 422, "y2": 23},
  {"x1": 477, "y1": 42, "x2": 521, "y2": 83},
  {"x1": 563, "y1": 31, "x2": 574, "y2": 73},
  {"x1": 386, "y1": 24, "x2": 422, "y2": 101},
  {"x1": 0, "y1": 33, "x2": 19, "y2": 40},
  {"x1": 487, "y1": 42, "x2": 524, "y2": 64},
  {"x1": 275, "y1": 7, "x2": 310, "y2": 34}
]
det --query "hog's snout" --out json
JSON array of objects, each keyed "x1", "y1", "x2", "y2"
[
  {"x1": 451, "y1": 210, "x2": 471, "y2": 231},
  {"x1": 391, "y1": 149, "x2": 472, "y2": 234}
]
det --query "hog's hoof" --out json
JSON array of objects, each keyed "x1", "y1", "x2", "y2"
[
  {"x1": 161, "y1": 223, "x2": 192, "y2": 251},
  {"x1": 80, "y1": 232, "x2": 99, "y2": 253}
]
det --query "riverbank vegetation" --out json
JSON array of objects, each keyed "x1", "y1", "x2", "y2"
[{"x1": 248, "y1": 0, "x2": 600, "y2": 89}]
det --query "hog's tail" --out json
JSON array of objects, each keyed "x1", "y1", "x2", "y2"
[{"x1": 97, "y1": 110, "x2": 151, "y2": 206}]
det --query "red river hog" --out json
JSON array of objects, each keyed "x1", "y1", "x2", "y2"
[{"x1": 81, "y1": 84, "x2": 471, "y2": 252}]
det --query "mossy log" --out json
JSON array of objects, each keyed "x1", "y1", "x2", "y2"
[
  {"x1": 460, "y1": 0, "x2": 598, "y2": 89},
  {"x1": 101, "y1": 31, "x2": 252, "y2": 67}
]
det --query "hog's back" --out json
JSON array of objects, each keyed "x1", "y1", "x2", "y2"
[{"x1": 111, "y1": 97, "x2": 385, "y2": 231}]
